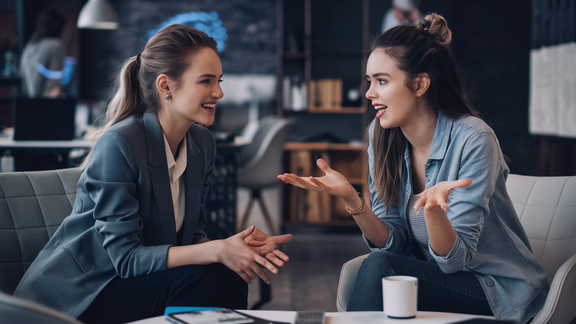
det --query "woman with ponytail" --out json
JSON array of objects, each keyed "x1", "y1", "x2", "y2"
[
  {"x1": 279, "y1": 14, "x2": 547, "y2": 322},
  {"x1": 15, "y1": 24, "x2": 292, "y2": 324}
]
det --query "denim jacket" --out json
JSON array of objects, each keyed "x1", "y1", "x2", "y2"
[{"x1": 364, "y1": 111, "x2": 549, "y2": 323}]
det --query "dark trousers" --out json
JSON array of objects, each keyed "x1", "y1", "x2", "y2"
[
  {"x1": 79, "y1": 263, "x2": 248, "y2": 324},
  {"x1": 347, "y1": 251, "x2": 493, "y2": 316}
]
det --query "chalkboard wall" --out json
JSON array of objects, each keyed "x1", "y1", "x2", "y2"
[
  {"x1": 76, "y1": 0, "x2": 537, "y2": 176},
  {"x1": 79, "y1": 0, "x2": 277, "y2": 100}
]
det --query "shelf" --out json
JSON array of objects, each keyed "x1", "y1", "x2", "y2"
[{"x1": 348, "y1": 178, "x2": 365, "y2": 185}]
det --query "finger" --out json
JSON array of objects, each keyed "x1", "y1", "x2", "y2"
[
  {"x1": 255, "y1": 255, "x2": 278, "y2": 275},
  {"x1": 246, "y1": 240, "x2": 267, "y2": 247},
  {"x1": 271, "y1": 249, "x2": 289, "y2": 262},
  {"x1": 316, "y1": 158, "x2": 333, "y2": 174},
  {"x1": 284, "y1": 174, "x2": 312, "y2": 189},
  {"x1": 238, "y1": 225, "x2": 256, "y2": 239},
  {"x1": 447, "y1": 178, "x2": 473, "y2": 191},
  {"x1": 238, "y1": 271, "x2": 252, "y2": 284},
  {"x1": 272, "y1": 233, "x2": 293, "y2": 244},
  {"x1": 441, "y1": 202, "x2": 449, "y2": 212},
  {"x1": 291, "y1": 175, "x2": 320, "y2": 191},
  {"x1": 309, "y1": 177, "x2": 331, "y2": 193},
  {"x1": 414, "y1": 197, "x2": 425, "y2": 213},
  {"x1": 265, "y1": 253, "x2": 284, "y2": 267},
  {"x1": 250, "y1": 263, "x2": 271, "y2": 284}
]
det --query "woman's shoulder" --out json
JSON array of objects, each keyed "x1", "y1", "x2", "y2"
[
  {"x1": 98, "y1": 115, "x2": 146, "y2": 148},
  {"x1": 188, "y1": 124, "x2": 215, "y2": 146},
  {"x1": 451, "y1": 115, "x2": 495, "y2": 137}
]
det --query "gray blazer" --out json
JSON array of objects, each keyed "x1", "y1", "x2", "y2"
[{"x1": 14, "y1": 113, "x2": 216, "y2": 318}]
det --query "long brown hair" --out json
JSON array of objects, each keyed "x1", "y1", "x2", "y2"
[
  {"x1": 82, "y1": 24, "x2": 218, "y2": 166},
  {"x1": 366, "y1": 13, "x2": 478, "y2": 210}
]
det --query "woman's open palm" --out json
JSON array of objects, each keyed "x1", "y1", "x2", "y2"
[
  {"x1": 277, "y1": 158, "x2": 355, "y2": 199},
  {"x1": 414, "y1": 178, "x2": 473, "y2": 213}
]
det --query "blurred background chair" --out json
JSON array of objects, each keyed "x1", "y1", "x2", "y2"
[
  {"x1": 237, "y1": 116, "x2": 294, "y2": 235},
  {"x1": 336, "y1": 174, "x2": 576, "y2": 324},
  {"x1": 0, "y1": 168, "x2": 83, "y2": 322}
]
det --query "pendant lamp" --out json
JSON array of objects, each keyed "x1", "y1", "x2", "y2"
[{"x1": 77, "y1": 0, "x2": 118, "y2": 29}]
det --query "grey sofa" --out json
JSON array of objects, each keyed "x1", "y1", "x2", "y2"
[
  {"x1": 336, "y1": 174, "x2": 576, "y2": 324},
  {"x1": 0, "y1": 168, "x2": 83, "y2": 323}
]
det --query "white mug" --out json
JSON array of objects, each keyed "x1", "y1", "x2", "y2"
[{"x1": 382, "y1": 276, "x2": 418, "y2": 319}]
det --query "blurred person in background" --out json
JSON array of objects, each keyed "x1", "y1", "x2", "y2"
[
  {"x1": 381, "y1": 0, "x2": 422, "y2": 32},
  {"x1": 20, "y1": 8, "x2": 66, "y2": 98}
]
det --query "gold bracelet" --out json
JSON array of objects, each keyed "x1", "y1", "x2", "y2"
[{"x1": 345, "y1": 192, "x2": 365, "y2": 217}]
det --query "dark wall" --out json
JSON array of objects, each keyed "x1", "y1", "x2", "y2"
[
  {"x1": 369, "y1": 0, "x2": 533, "y2": 175},
  {"x1": 78, "y1": 0, "x2": 536, "y2": 175},
  {"x1": 79, "y1": 0, "x2": 276, "y2": 100}
]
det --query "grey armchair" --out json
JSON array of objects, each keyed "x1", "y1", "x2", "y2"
[
  {"x1": 237, "y1": 116, "x2": 294, "y2": 235},
  {"x1": 336, "y1": 174, "x2": 576, "y2": 324},
  {"x1": 0, "y1": 168, "x2": 83, "y2": 323}
]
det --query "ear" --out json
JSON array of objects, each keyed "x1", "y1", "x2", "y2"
[
  {"x1": 156, "y1": 74, "x2": 171, "y2": 97},
  {"x1": 413, "y1": 73, "x2": 430, "y2": 97}
]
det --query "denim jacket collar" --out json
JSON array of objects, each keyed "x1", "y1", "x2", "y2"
[{"x1": 428, "y1": 110, "x2": 453, "y2": 161}]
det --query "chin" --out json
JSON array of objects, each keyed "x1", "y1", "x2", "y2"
[{"x1": 378, "y1": 118, "x2": 395, "y2": 129}]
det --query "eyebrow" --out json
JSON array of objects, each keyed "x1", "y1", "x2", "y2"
[
  {"x1": 197, "y1": 74, "x2": 223, "y2": 79},
  {"x1": 366, "y1": 72, "x2": 391, "y2": 79}
]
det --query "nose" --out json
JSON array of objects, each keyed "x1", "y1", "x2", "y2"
[
  {"x1": 212, "y1": 83, "x2": 224, "y2": 99},
  {"x1": 365, "y1": 82, "x2": 376, "y2": 100}
]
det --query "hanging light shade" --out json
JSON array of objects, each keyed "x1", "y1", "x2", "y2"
[{"x1": 77, "y1": 0, "x2": 118, "y2": 29}]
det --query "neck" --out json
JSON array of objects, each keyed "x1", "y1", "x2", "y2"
[
  {"x1": 157, "y1": 110, "x2": 191, "y2": 157},
  {"x1": 401, "y1": 106, "x2": 438, "y2": 156}
]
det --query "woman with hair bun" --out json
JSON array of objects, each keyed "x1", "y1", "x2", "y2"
[
  {"x1": 15, "y1": 24, "x2": 292, "y2": 324},
  {"x1": 279, "y1": 13, "x2": 547, "y2": 323}
]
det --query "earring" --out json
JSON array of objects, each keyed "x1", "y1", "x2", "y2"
[{"x1": 165, "y1": 94, "x2": 171, "y2": 100}]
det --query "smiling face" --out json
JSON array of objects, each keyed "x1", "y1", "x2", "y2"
[
  {"x1": 162, "y1": 47, "x2": 223, "y2": 128},
  {"x1": 365, "y1": 49, "x2": 421, "y2": 131}
]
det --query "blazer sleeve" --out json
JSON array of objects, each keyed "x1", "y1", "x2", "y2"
[{"x1": 83, "y1": 130, "x2": 170, "y2": 278}]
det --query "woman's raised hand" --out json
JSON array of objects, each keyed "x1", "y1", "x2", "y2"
[
  {"x1": 218, "y1": 225, "x2": 279, "y2": 285},
  {"x1": 277, "y1": 158, "x2": 356, "y2": 200},
  {"x1": 414, "y1": 178, "x2": 473, "y2": 213}
]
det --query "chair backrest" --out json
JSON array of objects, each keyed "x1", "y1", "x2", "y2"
[
  {"x1": 237, "y1": 117, "x2": 294, "y2": 190},
  {"x1": 506, "y1": 174, "x2": 576, "y2": 283},
  {"x1": 506, "y1": 174, "x2": 576, "y2": 324},
  {"x1": 0, "y1": 168, "x2": 82, "y2": 294},
  {"x1": 0, "y1": 290, "x2": 82, "y2": 324}
]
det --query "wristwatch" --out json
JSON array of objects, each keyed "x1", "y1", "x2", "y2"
[{"x1": 345, "y1": 191, "x2": 365, "y2": 217}]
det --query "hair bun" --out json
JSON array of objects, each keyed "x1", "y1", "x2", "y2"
[{"x1": 417, "y1": 13, "x2": 452, "y2": 46}]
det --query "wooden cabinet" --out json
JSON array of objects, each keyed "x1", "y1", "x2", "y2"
[
  {"x1": 284, "y1": 142, "x2": 370, "y2": 226},
  {"x1": 277, "y1": 0, "x2": 372, "y2": 226}
]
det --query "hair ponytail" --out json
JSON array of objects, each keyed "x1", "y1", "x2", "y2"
[{"x1": 80, "y1": 24, "x2": 218, "y2": 167}]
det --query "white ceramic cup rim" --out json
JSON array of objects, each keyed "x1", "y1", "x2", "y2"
[{"x1": 383, "y1": 275, "x2": 418, "y2": 282}]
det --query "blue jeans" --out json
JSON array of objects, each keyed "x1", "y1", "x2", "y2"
[
  {"x1": 78, "y1": 263, "x2": 248, "y2": 324},
  {"x1": 347, "y1": 251, "x2": 493, "y2": 316}
]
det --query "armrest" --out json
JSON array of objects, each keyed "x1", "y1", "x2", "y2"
[
  {"x1": 532, "y1": 254, "x2": 576, "y2": 324},
  {"x1": 336, "y1": 253, "x2": 370, "y2": 312}
]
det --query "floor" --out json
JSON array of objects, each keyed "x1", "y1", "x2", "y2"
[
  {"x1": 246, "y1": 232, "x2": 370, "y2": 312},
  {"x1": 238, "y1": 185, "x2": 370, "y2": 311}
]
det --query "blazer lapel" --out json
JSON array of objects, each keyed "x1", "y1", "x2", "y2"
[
  {"x1": 144, "y1": 113, "x2": 177, "y2": 246},
  {"x1": 178, "y1": 129, "x2": 203, "y2": 245}
]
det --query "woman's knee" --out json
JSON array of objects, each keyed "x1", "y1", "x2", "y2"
[{"x1": 359, "y1": 252, "x2": 399, "y2": 278}]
